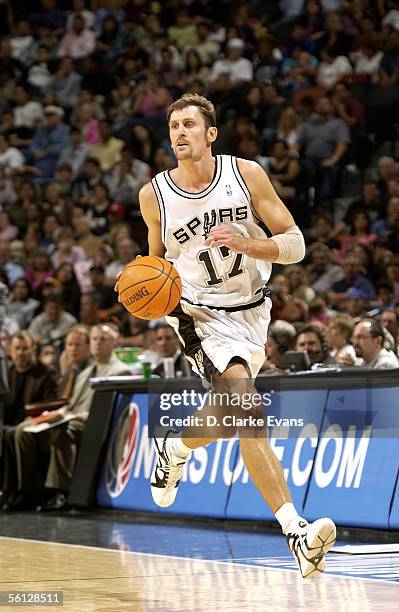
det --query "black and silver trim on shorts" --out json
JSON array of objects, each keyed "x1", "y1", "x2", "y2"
[{"x1": 169, "y1": 303, "x2": 220, "y2": 383}]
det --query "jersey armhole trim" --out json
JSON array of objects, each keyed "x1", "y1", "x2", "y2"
[
  {"x1": 152, "y1": 177, "x2": 167, "y2": 245},
  {"x1": 231, "y1": 156, "x2": 262, "y2": 223}
]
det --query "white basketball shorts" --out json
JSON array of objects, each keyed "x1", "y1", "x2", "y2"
[{"x1": 166, "y1": 297, "x2": 272, "y2": 382}]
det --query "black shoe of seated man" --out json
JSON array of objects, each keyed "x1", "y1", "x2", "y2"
[
  {"x1": 3, "y1": 492, "x2": 42, "y2": 511},
  {"x1": 41, "y1": 491, "x2": 68, "y2": 512}
]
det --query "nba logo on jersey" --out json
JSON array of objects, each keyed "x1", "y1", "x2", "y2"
[{"x1": 225, "y1": 184, "x2": 232, "y2": 196}]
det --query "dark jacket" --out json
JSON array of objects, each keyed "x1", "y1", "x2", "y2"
[{"x1": 4, "y1": 362, "x2": 59, "y2": 426}]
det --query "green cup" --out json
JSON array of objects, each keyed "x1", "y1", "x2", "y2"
[{"x1": 141, "y1": 361, "x2": 152, "y2": 380}]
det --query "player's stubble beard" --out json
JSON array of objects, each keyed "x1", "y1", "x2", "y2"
[{"x1": 175, "y1": 133, "x2": 211, "y2": 161}]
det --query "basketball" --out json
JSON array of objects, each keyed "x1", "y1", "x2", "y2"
[{"x1": 118, "y1": 256, "x2": 182, "y2": 320}]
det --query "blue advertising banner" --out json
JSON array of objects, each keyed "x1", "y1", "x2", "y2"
[
  {"x1": 96, "y1": 385, "x2": 399, "y2": 528},
  {"x1": 304, "y1": 388, "x2": 399, "y2": 528},
  {"x1": 96, "y1": 392, "x2": 232, "y2": 517},
  {"x1": 226, "y1": 390, "x2": 327, "y2": 520}
]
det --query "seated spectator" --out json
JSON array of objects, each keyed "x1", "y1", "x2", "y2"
[
  {"x1": 252, "y1": 36, "x2": 281, "y2": 86},
  {"x1": 281, "y1": 43, "x2": 319, "y2": 91},
  {"x1": 0, "y1": 330, "x2": 59, "y2": 509},
  {"x1": 54, "y1": 263, "x2": 81, "y2": 319},
  {"x1": 276, "y1": 107, "x2": 301, "y2": 156},
  {"x1": 268, "y1": 141, "x2": 302, "y2": 214},
  {"x1": 316, "y1": 12, "x2": 354, "y2": 57},
  {"x1": 27, "y1": 43, "x2": 52, "y2": 93},
  {"x1": 306, "y1": 244, "x2": 344, "y2": 293},
  {"x1": 38, "y1": 343, "x2": 58, "y2": 371},
  {"x1": 0, "y1": 241, "x2": 24, "y2": 286},
  {"x1": 29, "y1": 105, "x2": 70, "y2": 178},
  {"x1": 180, "y1": 48, "x2": 210, "y2": 89},
  {"x1": 10, "y1": 20, "x2": 35, "y2": 66},
  {"x1": 73, "y1": 216, "x2": 102, "y2": 259},
  {"x1": 193, "y1": 19, "x2": 220, "y2": 66},
  {"x1": 75, "y1": 103, "x2": 100, "y2": 145},
  {"x1": 296, "y1": 97, "x2": 350, "y2": 204},
  {"x1": 49, "y1": 57, "x2": 82, "y2": 109},
  {"x1": 298, "y1": 0, "x2": 326, "y2": 40},
  {"x1": 330, "y1": 78, "x2": 364, "y2": 127},
  {"x1": 371, "y1": 280, "x2": 397, "y2": 313},
  {"x1": 262, "y1": 320, "x2": 296, "y2": 373},
  {"x1": 380, "y1": 309, "x2": 399, "y2": 353},
  {"x1": 28, "y1": 293, "x2": 77, "y2": 347},
  {"x1": 79, "y1": 291, "x2": 102, "y2": 326},
  {"x1": 209, "y1": 38, "x2": 253, "y2": 85},
  {"x1": 13, "y1": 84, "x2": 43, "y2": 131},
  {"x1": 95, "y1": 15, "x2": 127, "y2": 63},
  {"x1": 40, "y1": 213, "x2": 61, "y2": 252},
  {"x1": 107, "y1": 145, "x2": 151, "y2": 207},
  {"x1": 343, "y1": 180, "x2": 384, "y2": 224},
  {"x1": 59, "y1": 325, "x2": 91, "y2": 389},
  {"x1": 295, "y1": 324, "x2": 336, "y2": 367},
  {"x1": 0, "y1": 134, "x2": 25, "y2": 172},
  {"x1": 168, "y1": 9, "x2": 198, "y2": 50},
  {"x1": 329, "y1": 254, "x2": 376, "y2": 307},
  {"x1": 105, "y1": 238, "x2": 140, "y2": 285},
  {"x1": 352, "y1": 319, "x2": 399, "y2": 369},
  {"x1": 8, "y1": 323, "x2": 131, "y2": 511},
  {"x1": 51, "y1": 227, "x2": 87, "y2": 269},
  {"x1": 130, "y1": 72, "x2": 173, "y2": 123},
  {"x1": 7, "y1": 278, "x2": 40, "y2": 329},
  {"x1": 66, "y1": 0, "x2": 95, "y2": 30},
  {"x1": 308, "y1": 295, "x2": 330, "y2": 325},
  {"x1": 372, "y1": 196, "x2": 399, "y2": 236},
  {"x1": 307, "y1": 213, "x2": 341, "y2": 252},
  {"x1": 58, "y1": 14, "x2": 95, "y2": 60},
  {"x1": 0, "y1": 211, "x2": 18, "y2": 242},
  {"x1": 88, "y1": 121, "x2": 124, "y2": 173},
  {"x1": 386, "y1": 256, "x2": 399, "y2": 302},
  {"x1": 353, "y1": 34, "x2": 383, "y2": 78},
  {"x1": 72, "y1": 157, "x2": 103, "y2": 201},
  {"x1": 88, "y1": 264, "x2": 123, "y2": 321},
  {"x1": 58, "y1": 128, "x2": 89, "y2": 178},
  {"x1": 325, "y1": 313, "x2": 357, "y2": 365},
  {"x1": 24, "y1": 250, "x2": 54, "y2": 299},
  {"x1": 338, "y1": 209, "x2": 377, "y2": 254},
  {"x1": 317, "y1": 46, "x2": 352, "y2": 89},
  {"x1": 269, "y1": 278, "x2": 308, "y2": 324},
  {"x1": 152, "y1": 322, "x2": 192, "y2": 378},
  {"x1": 283, "y1": 264, "x2": 315, "y2": 304}
]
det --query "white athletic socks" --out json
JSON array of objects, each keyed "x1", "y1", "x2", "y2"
[
  {"x1": 275, "y1": 502, "x2": 301, "y2": 535},
  {"x1": 170, "y1": 435, "x2": 192, "y2": 459}
]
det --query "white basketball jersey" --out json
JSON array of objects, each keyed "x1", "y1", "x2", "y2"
[{"x1": 151, "y1": 155, "x2": 271, "y2": 309}]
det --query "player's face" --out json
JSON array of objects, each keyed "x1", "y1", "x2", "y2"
[{"x1": 169, "y1": 106, "x2": 216, "y2": 161}]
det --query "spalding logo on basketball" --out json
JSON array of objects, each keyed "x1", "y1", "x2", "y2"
[
  {"x1": 106, "y1": 402, "x2": 140, "y2": 498},
  {"x1": 118, "y1": 256, "x2": 182, "y2": 320}
]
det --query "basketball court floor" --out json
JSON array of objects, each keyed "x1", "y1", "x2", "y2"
[{"x1": 0, "y1": 511, "x2": 398, "y2": 611}]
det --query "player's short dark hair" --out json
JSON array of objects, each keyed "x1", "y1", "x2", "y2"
[{"x1": 167, "y1": 93, "x2": 216, "y2": 129}]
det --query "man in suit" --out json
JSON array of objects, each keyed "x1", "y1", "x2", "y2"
[
  {"x1": 152, "y1": 322, "x2": 192, "y2": 378},
  {"x1": 0, "y1": 331, "x2": 59, "y2": 508},
  {"x1": 8, "y1": 324, "x2": 130, "y2": 511}
]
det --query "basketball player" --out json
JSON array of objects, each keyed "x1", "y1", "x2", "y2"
[{"x1": 117, "y1": 94, "x2": 336, "y2": 578}]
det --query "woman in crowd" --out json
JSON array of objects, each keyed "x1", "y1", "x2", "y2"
[
  {"x1": 325, "y1": 313, "x2": 357, "y2": 365},
  {"x1": 7, "y1": 277, "x2": 40, "y2": 329}
]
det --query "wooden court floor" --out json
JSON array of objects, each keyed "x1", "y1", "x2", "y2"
[{"x1": 0, "y1": 535, "x2": 398, "y2": 611}]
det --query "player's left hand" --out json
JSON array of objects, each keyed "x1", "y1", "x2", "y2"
[{"x1": 204, "y1": 225, "x2": 248, "y2": 253}]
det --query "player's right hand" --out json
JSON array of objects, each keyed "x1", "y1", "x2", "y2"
[{"x1": 114, "y1": 255, "x2": 142, "y2": 301}]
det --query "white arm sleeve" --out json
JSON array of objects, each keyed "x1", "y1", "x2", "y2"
[{"x1": 270, "y1": 225, "x2": 306, "y2": 264}]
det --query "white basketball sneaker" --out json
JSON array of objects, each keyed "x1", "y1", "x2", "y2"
[
  {"x1": 286, "y1": 517, "x2": 336, "y2": 579},
  {"x1": 151, "y1": 431, "x2": 191, "y2": 508}
]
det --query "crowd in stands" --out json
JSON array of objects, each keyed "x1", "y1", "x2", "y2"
[{"x1": 0, "y1": 0, "x2": 399, "y2": 509}]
